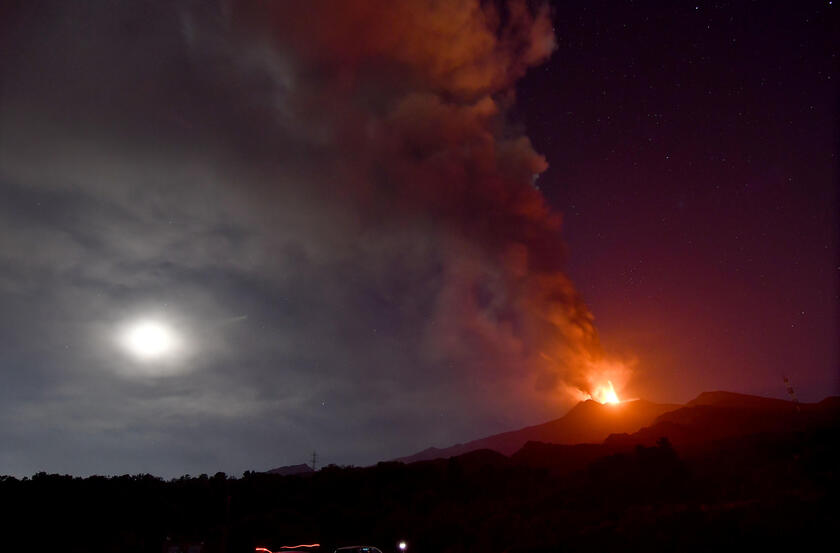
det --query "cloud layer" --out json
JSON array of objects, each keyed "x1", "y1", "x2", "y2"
[{"x1": 0, "y1": 0, "x2": 612, "y2": 476}]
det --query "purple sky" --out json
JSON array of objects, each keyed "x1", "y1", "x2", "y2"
[{"x1": 518, "y1": 0, "x2": 837, "y2": 402}]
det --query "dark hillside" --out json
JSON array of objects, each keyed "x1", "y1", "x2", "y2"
[
  {"x1": 2, "y1": 402, "x2": 837, "y2": 552},
  {"x1": 396, "y1": 399, "x2": 679, "y2": 462}
]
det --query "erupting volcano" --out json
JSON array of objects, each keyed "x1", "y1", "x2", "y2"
[
  {"x1": 396, "y1": 393, "x2": 680, "y2": 463},
  {"x1": 591, "y1": 380, "x2": 620, "y2": 405},
  {"x1": 563, "y1": 357, "x2": 634, "y2": 407}
]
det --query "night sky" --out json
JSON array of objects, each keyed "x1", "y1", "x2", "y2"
[
  {"x1": 0, "y1": 0, "x2": 836, "y2": 477},
  {"x1": 518, "y1": 0, "x2": 838, "y2": 403}
]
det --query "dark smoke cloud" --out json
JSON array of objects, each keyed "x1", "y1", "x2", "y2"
[
  {"x1": 232, "y1": 0, "x2": 606, "y2": 385},
  {"x1": 0, "y1": 0, "x2": 614, "y2": 476}
]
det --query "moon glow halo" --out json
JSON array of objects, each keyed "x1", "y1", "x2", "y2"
[{"x1": 121, "y1": 319, "x2": 179, "y2": 361}]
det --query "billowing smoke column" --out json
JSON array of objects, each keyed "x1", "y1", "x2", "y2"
[{"x1": 232, "y1": 0, "x2": 625, "y2": 404}]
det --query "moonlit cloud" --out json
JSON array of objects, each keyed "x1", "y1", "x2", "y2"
[{"x1": 0, "y1": 0, "x2": 608, "y2": 477}]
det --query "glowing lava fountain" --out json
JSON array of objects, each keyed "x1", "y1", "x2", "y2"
[{"x1": 591, "y1": 380, "x2": 620, "y2": 404}]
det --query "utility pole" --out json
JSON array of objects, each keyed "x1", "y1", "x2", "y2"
[
  {"x1": 783, "y1": 375, "x2": 804, "y2": 460},
  {"x1": 311, "y1": 450, "x2": 318, "y2": 471},
  {"x1": 782, "y1": 375, "x2": 801, "y2": 414}
]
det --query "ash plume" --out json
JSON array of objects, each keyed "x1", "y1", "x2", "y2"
[
  {"x1": 0, "y1": 0, "x2": 623, "y2": 474},
  {"x1": 231, "y1": 0, "x2": 613, "y2": 403}
]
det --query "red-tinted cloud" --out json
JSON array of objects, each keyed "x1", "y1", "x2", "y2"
[{"x1": 232, "y1": 0, "x2": 620, "y2": 404}]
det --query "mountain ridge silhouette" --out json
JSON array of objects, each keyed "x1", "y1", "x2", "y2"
[
  {"x1": 393, "y1": 397, "x2": 679, "y2": 463},
  {"x1": 394, "y1": 391, "x2": 839, "y2": 465}
]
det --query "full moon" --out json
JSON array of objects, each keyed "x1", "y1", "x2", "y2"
[{"x1": 121, "y1": 320, "x2": 178, "y2": 360}]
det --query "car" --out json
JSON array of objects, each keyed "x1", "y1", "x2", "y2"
[{"x1": 333, "y1": 546, "x2": 384, "y2": 553}]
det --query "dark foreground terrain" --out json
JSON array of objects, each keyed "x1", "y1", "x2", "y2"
[{"x1": 2, "y1": 395, "x2": 838, "y2": 552}]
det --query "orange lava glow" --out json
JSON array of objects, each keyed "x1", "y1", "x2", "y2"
[
  {"x1": 565, "y1": 357, "x2": 634, "y2": 405},
  {"x1": 592, "y1": 380, "x2": 620, "y2": 404}
]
